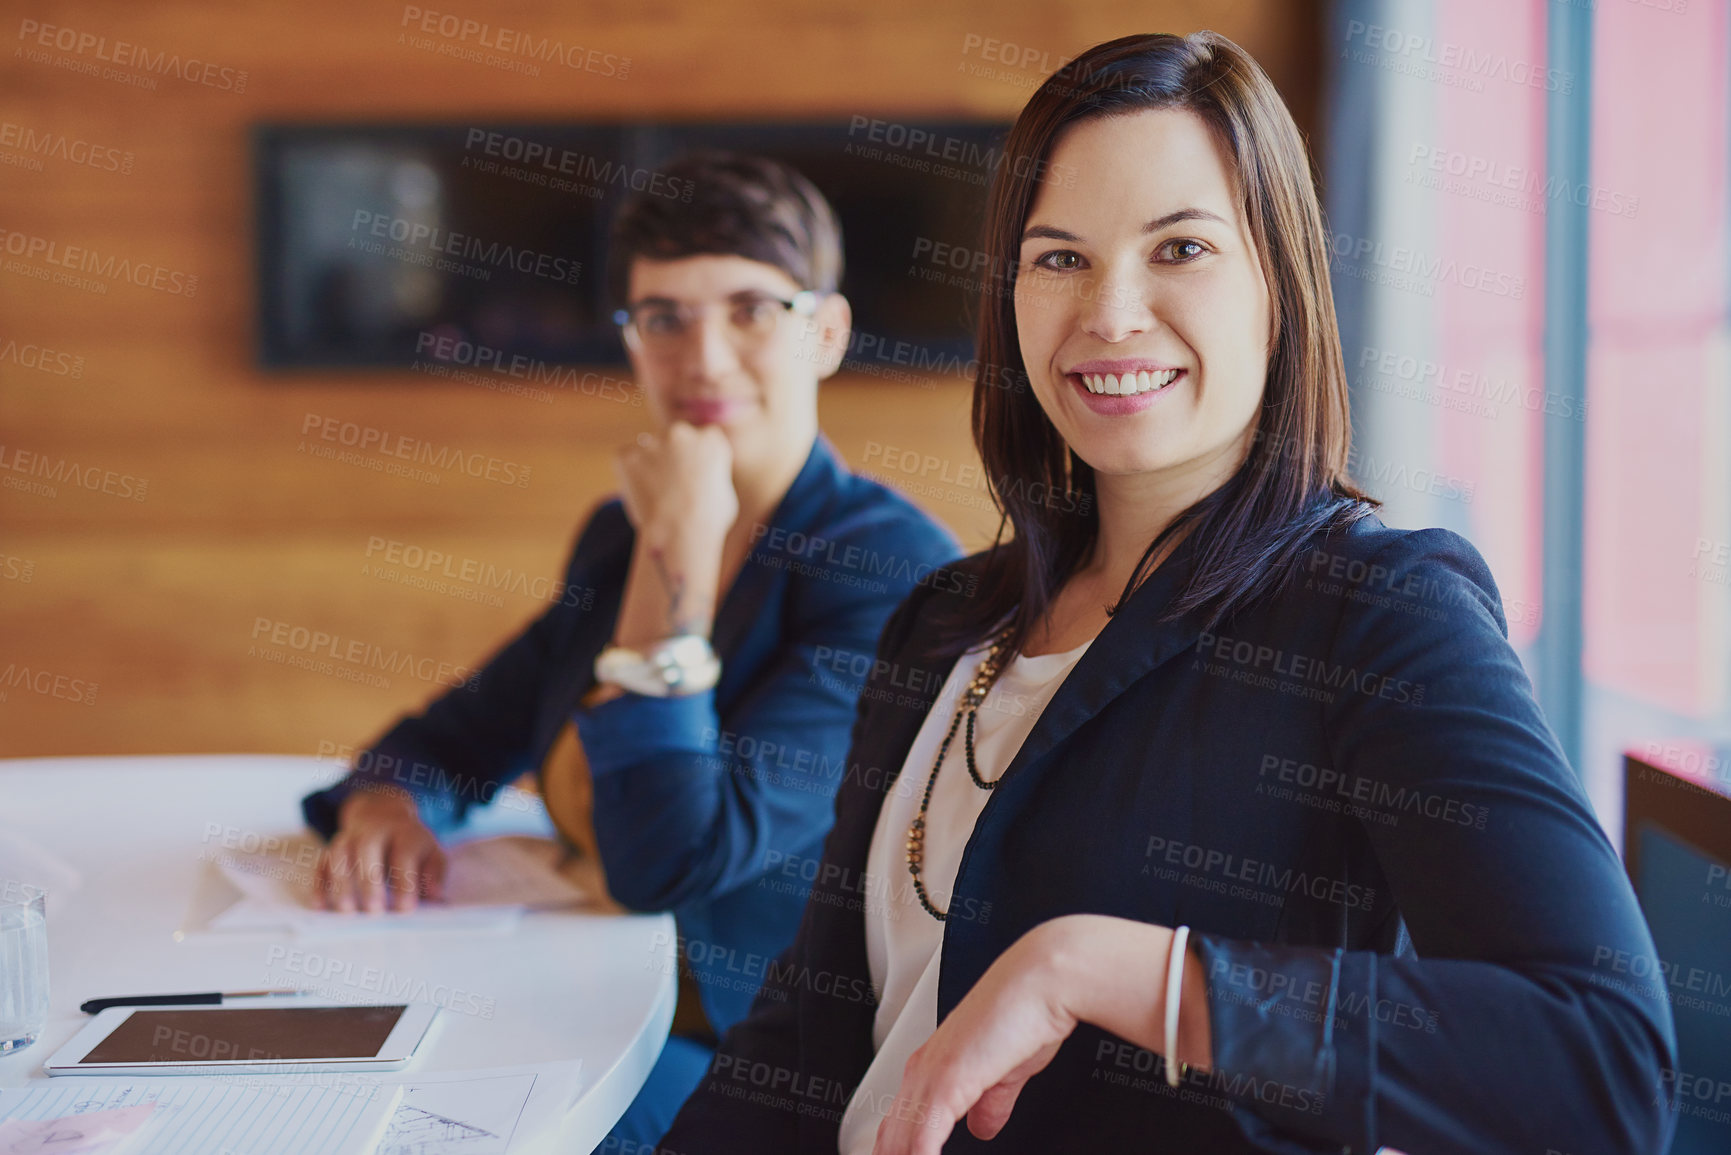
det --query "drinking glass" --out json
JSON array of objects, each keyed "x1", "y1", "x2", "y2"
[{"x1": 0, "y1": 888, "x2": 49, "y2": 1054}]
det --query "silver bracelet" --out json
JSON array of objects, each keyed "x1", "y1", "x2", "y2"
[
  {"x1": 1164, "y1": 924, "x2": 1191, "y2": 1088},
  {"x1": 593, "y1": 635, "x2": 720, "y2": 698}
]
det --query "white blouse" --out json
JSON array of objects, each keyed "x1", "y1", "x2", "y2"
[{"x1": 836, "y1": 634, "x2": 1095, "y2": 1154}]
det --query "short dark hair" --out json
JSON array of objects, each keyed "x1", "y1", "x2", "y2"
[{"x1": 605, "y1": 152, "x2": 843, "y2": 305}]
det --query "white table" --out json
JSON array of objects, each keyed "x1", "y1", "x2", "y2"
[{"x1": 0, "y1": 755, "x2": 675, "y2": 1151}]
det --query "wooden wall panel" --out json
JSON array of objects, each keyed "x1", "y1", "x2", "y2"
[{"x1": 0, "y1": 0, "x2": 1322, "y2": 756}]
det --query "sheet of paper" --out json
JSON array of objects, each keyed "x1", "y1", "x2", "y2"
[
  {"x1": 0, "y1": 1103, "x2": 155, "y2": 1155},
  {"x1": 375, "y1": 1063, "x2": 584, "y2": 1155},
  {"x1": 0, "y1": 1078, "x2": 403, "y2": 1155},
  {"x1": 440, "y1": 838, "x2": 589, "y2": 910},
  {"x1": 202, "y1": 834, "x2": 585, "y2": 936}
]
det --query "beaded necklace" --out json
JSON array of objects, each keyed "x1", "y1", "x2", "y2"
[{"x1": 905, "y1": 632, "x2": 1015, "y2": 922}]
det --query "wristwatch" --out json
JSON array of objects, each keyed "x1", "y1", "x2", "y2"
[{"x1": 593, "y1": 634, "x2": 721, "y2": 698}]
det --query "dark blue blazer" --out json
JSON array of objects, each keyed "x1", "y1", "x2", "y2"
[
  {"x1": 303, "y1": 437, "x2": 960, "y2": 1034},
  {"x1": 660, "y1": 511, "x2": 1677, "y2": 1154}
]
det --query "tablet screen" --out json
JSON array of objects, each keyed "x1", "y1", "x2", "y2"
[{"x1": 80, "y1": 1006, "x2": 407, "y2": 1064}]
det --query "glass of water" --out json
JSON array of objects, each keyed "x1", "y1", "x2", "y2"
[{"x1": 0, "y1": 887, "x2": 48, "y2": 1054}]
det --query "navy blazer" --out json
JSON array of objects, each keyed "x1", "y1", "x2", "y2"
[
  {"x1": 660, "y1": 510, "x2": 1677, "y2": 1154},
  {"x1": 303, "y1": 437, "x2": 960, "y2": 1033}
]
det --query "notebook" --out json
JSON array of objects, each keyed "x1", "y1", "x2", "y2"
[{"x1": 0, "y1": 1076, "x2": 403, "y2": 1155}]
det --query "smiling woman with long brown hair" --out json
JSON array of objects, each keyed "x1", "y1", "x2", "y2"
[{"x1": 658, "y1": 31, "x2": 1675, "y2": 1155}]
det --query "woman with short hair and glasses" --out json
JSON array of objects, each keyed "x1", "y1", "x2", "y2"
[
  {"x1": 301, "y1": 152, "x2": 958, "y2": 1150},
  {"x1": 659, "y1": 34, "x2": 1676, "y2": 1155}
]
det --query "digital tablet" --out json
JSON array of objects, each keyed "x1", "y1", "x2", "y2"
[{"x1": 43, "y1": 1003, "x2": 438, "y2": 1076}]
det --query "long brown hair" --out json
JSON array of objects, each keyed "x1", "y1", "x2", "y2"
[{"x1": 946, "y1": 30, "x2": 1377, "y2": 656}]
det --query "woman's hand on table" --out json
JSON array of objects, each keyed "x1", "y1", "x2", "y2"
[
  {"x1": 871, "y1": 914, "x2": 1211, "y2": 1155},
  {"x1": 315, "y1": 786, "x2": 447, "y2": 913}
]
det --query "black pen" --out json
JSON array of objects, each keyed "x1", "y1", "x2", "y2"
[{"x1": 79, "y1": 989, "x2": 301, "y2": 1015}]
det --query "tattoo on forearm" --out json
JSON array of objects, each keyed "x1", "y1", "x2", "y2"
[{"x1": 650, "y1": 547, "x2": 709, "y2": 636}]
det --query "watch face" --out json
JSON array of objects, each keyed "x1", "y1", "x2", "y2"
[{"x1": 592, "y1": 638, "x2": 719, "y2": 699}]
